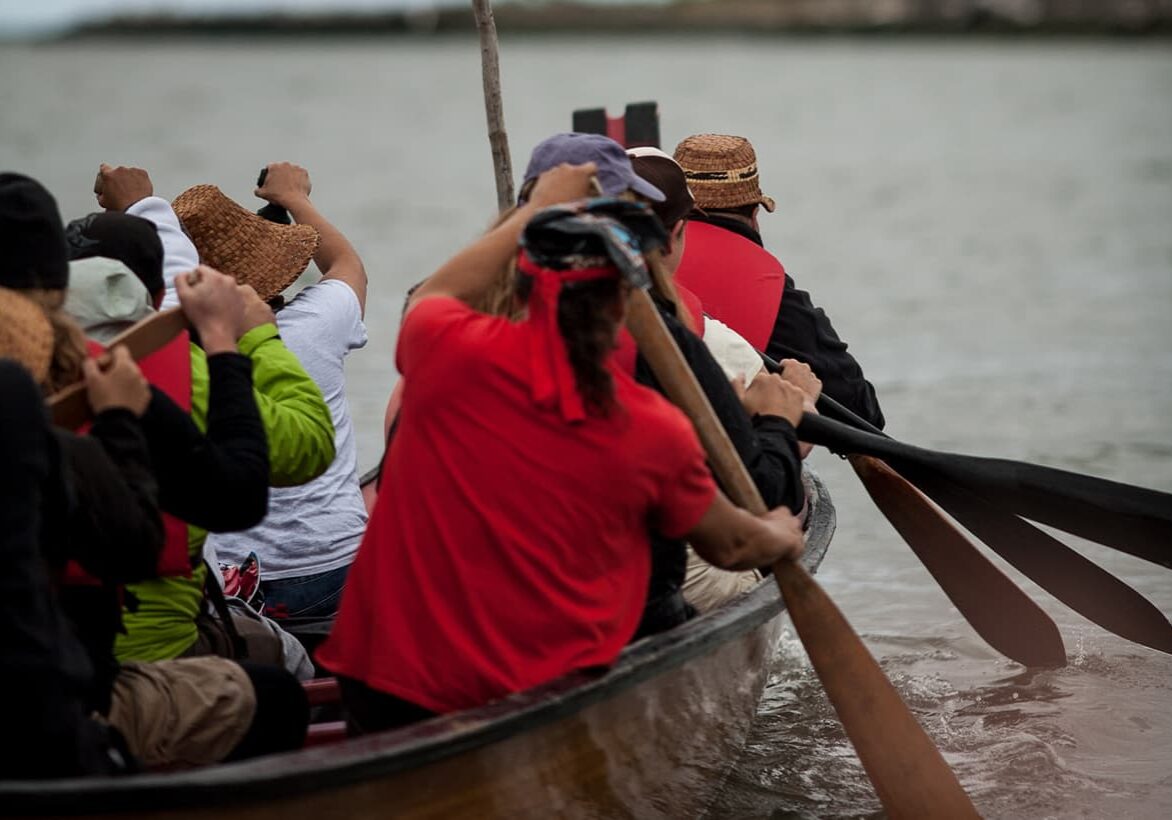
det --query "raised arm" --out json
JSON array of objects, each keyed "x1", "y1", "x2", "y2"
[
  {"x1": 255, "y1": 162, "x2": 369, "y2": 316},
  {"x1": 406, "y1": 162, "x2": 597, "y2": 313},
  {"x1": 96, "y1": 163, "x2": 199, "y2": 309}
]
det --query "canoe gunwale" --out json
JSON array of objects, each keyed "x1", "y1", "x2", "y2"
[{"x1": 1, "y1": 470, "x2": 835, "y2": 816}]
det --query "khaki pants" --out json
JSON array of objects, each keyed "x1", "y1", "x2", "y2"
[
  {"x1": 682, "y1": 546, "x2": 762, "y2": 614},
  {"x1": 106, "y1": 657, "x2": 256, "y2": 768}
]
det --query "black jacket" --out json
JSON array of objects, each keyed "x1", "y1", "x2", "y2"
[
  {"x1": 692, "y1": 213, "x2": 886, "y2": 430},
  {"x1": 0, "y1": 361, "x2": 156, "y2": 777},
  {"x1": 140, "y1": 351, "x2": 269, "y2": 533},
  {"x1": 633, "y1": 300, "x2": 805, "y2": 637}
]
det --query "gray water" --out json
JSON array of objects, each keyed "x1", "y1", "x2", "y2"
[{"x1": 2, "y1": 34, "x2": 1170, "y2": 818}]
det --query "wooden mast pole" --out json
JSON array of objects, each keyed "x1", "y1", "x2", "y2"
[{"x1": 472, "y1": 0, "x2": 515, "y2": 211}]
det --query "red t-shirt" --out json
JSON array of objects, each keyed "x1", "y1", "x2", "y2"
[{"x1": 317, "y1": 297, "x2": 716, "y2": 713}]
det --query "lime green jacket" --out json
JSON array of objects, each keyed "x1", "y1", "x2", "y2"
[{"x1": 114, "y1": 324, "x2": 336, "y2": 662}]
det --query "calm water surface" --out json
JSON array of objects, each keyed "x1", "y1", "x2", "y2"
[{"x1": 2, "y1": 34, "x2": 1170, "y2": 819}]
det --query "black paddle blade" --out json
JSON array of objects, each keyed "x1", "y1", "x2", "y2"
[
  {"x1": 851, "y1": 456, "x2": 1067, "y2": 668},
  {"x1": 798, "y1": 414, "x2": 1172, "y2": 570},
  {"x1": 932, "y1": 457, "x2": 1172, "y2": 571},
  {"x1": 908, "y1": 470, "x2": 1172, "y2": 656}
]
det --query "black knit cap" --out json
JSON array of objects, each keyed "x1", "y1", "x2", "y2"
[
  {"x1": 65, "y1": 212, "x2": 165, "y2": 298},
  {"x1": 0, "y1": 172, "x2": 70, "y2": 291}
]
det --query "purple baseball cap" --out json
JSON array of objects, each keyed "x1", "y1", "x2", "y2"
[{"x1": 520, "y1": 133, "x2": 665, "y2": 203}]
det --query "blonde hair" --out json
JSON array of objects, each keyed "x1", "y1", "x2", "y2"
[
  {"x1": 23, "y1": 289, "x2": 87, "y2": 394},
  {"x1": 476, "y1": 205, "x2": 524, "y2": 319}
]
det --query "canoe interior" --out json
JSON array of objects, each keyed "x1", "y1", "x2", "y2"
[{"x1": 3, "y1": 471, "x2": 835, "y2": 819}]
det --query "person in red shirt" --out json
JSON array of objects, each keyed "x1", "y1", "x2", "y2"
[{"x1": 316, "y1": 162, "x2": 807, "y2": 733}]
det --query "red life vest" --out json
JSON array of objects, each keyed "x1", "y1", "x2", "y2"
[
  {"x1": 63, "y1": 333, "x2": 194, "y2": 582},
  {"x1": 674, "y1": 220, "x2": 785, "y2": 351}
]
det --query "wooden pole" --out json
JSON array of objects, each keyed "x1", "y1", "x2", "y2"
[{"x1": 472, "y1": 0, "x2": 515, "y2": 212}]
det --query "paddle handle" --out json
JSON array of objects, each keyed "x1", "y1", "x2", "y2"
[
  {"x1": 625, "y1": 285, "x2": 978, "y2": 818},
  {"x1": 759, "y1": 350, "x2": 887, "y2": 438},
  {"x1": 49, "y1": 308, "x2": 190, "y2": 429},
  {"x1": 256, "y1": 167, "x2": 292, "y2": 225}
]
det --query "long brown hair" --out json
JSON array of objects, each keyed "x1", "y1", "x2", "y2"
[
  {"x1": 23, "y1": 288, "x2": 87, "y2": 394},
  {"x1": 515, "y1": 274, "x2": 625, "y2": 417}
]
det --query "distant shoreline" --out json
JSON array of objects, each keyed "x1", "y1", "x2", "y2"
[{"x1": 48, "y1": 2, "x2": 1172, "y2": 41}]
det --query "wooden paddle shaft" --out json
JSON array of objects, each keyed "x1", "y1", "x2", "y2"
[
  {"x1": 48, "y1": 307, "x2": 190, "y2": 429},
  {"x1": 624, "y1": 287, "x2": 978, "y2": 818}
]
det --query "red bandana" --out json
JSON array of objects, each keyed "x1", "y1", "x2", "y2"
[{"x1": 517, "y1": 249, "x2": 618, "y2": 423}]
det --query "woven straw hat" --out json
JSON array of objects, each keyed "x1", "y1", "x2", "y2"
[
  {"x1": 172, "y1": 185, "x2": 319, "y2": 300},
  {"x1": 0, "y1": 286, "x2": 53, "y2": 385},
  {"x1": 672, "y1": 134, "x2": 775, "y2": 213}
]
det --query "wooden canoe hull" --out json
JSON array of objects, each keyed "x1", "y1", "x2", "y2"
[{"x1": 3, "y1": 471, "x2": 834, "y2": 819}]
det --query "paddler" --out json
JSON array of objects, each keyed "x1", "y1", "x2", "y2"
[
  {"x1": 204, "y1": 162, "x2": 369, "y2": 653},
  {"x1": 79, "y1": 163, "x2": 338, "y2": 668},
  {"x1": 672, "y1": 134, "x2": 885, "y2": 429},
  {"x1": 316, "y1": 164, "x2": 806, "y2": 733},
  {"x1": 0, "y1": 176, "x2": 309, "y2": 770},
  {"x1": 518, "y1": 135, "x2": 813, "y2": 637},
  {"x1": 626, "y1": 148, "x2": 825, "y2": 614}
]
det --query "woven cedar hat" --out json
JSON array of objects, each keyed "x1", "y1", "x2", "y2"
[
  {"x1": 0, "y1": 286, "x2": 53, "y2": 386},
  {"x1": 672, "y1": 134, "x2": 775, "y2": 213},
  {"x1": 172, "y1": 185, "x2": 319, "y2": 301}
]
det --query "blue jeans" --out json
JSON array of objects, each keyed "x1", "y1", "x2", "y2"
[{"x1": 261, "y1": 565, "x2": 349, "y2": 621}]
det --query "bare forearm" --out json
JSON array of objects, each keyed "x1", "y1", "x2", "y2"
[
  {"x1": 408, "y1": 203, "x2": 537, "y2": 311},
  {"x1": 284, "y1": 197, "x2": 356, "y2": 276},
  {"x1": 688, "y1": 492, "x2": 804, "y2": 571},
  {"x1": 284, "y1": 196, "x2": 368, "y2": 313}
]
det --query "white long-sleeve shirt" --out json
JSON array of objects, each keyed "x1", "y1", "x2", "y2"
[{"x1": 126, "y1": 196, "x2": 197, "y2": 309}]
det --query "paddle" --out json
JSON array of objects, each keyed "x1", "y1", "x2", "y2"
[
  {"x1": 908, "y1": 470, "x2": 1172, "y2": 655},
  {"x1": 799, "y1": 412, "x2": 1172, "y2": 653},
  {"x1": 753, "y1": 358, "x2": 1067, "y2": 665},
  {"x1": 256, "y1": 167, "x2": 292, "y2": 224},
  {"x1": 49, "y1": 307, "x2": 190, "y2": 429},
  {"x1": 761, "y1": 355, "x2": 1172, "y2": 657},
  {"x1": 798, "y1": 413, "x2": 1172, "y2": 570},
  {"x1": 626, "y1": 286, "x2": 980, "y2": 817},
  {"x1": 849, "y1": 455, "x2": 1068, "y2": 666}
]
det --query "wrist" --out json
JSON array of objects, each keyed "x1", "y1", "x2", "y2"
[
  {"x1": 198, "y1": 325, "x2": 238, "y2": 354},
  {"x1": 278, "y1": 194, "x2": 313, "y2": 216}
]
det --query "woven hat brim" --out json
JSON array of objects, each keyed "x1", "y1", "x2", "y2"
[
  {"x1": 687, "y1": 180, "x2": 775, "y2": 213},
  {"x1": 0, "y1": 287, "x2": 53, "y2": 385},
  {"x1": 173, "y1": 185, "x2": 320, "y2": 301},
  {"x1": 674, "y1": 133, "x2": 775, "y2": 214}
]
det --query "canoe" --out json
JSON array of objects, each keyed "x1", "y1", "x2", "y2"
[{"x1": 2, "y1": 469, "x2": 835, "y2": 819}]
